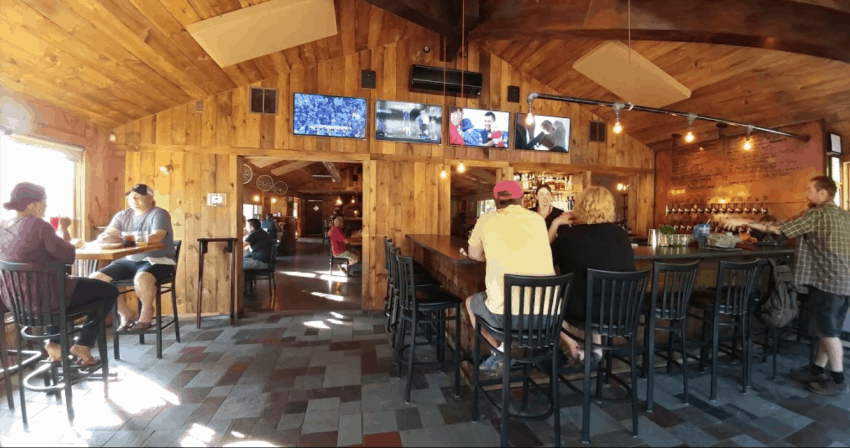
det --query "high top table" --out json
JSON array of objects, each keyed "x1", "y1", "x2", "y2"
[{"x1": 196, "y1": 238, "x2": 239, "y2": 328}]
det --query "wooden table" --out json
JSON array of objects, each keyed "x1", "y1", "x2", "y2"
[
  {"x1": 75, "y1": 244, "x2": 167, "y2": 261},
  {"x1": 196, "y1": 238, "x2": 239, "y2": 328},
  {"x1": 348, "y1": 236, "x2": 363, "y2": 247}
]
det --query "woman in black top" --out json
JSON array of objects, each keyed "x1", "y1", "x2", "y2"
[
  {"x1": 532, "y1": 185, "x2": 564, "y2": 240},
  {"x1": 550, "y1": 186, "x2": 636, "y2": 362}
]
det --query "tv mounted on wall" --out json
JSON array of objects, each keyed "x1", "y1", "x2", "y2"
[
  {"x1": 515, "y1": 113, "x2": 571, "y2": 153},
  {"x1": 447, "y1": 107, "x2": 510, "y2": 148},
  {"x1": 293, "y1": 93, "x2": 367, "y2": 139},
  {"x1": 375, "y1": 100, "x2": 443, "y2": 144}
]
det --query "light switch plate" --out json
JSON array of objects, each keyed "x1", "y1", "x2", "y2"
[{"x1": 207, "y1": 193, "x2": 227, "y2": 207}]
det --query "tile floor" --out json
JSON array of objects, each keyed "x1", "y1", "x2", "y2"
[
  {"x1": 1, "y1": 309, "x2": 849, "y2": 447},
  {"x1": 246, "y1": 238, "x2": 363, "y2": 313}
]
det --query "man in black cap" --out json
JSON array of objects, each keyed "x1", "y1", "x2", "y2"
[{"x1": 91, "y1": 184, "x2": 175, "y2": 331}]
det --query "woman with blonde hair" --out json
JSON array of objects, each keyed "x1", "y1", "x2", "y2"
[{"x1": 549, "y1": 186, "x2": 636, "y2": 362}]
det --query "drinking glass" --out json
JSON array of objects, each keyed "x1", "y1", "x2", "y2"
[{"x1": 121, "y1": 231, "x2": 136, "y2": 247}]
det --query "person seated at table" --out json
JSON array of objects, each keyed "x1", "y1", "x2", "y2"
[
  {"x1": 261, "y1": 214, "x2": 278, "y2": 242},
  {"x1": 462, "y1": 180, "x2": 556, "y2": 374},
  {"x1": 549, "y1": 186, "x2": 635, "y2": 364},
  {"x1": 90, "y1": 184, "x2": 175, "y2": 332},
  {"x1": 329, "y1": 217, "x2": 360, "y2": 274},
  {"x1": 244, "y1": 218, "x2": 273, "y2": 270},
  {"x1": 0, "y1": 182, "x2": 118, "y2": 369}
]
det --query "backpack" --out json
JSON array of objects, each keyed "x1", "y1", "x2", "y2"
[{"x1": 756, "y1": 258, "x2": 799, "y2": 328}]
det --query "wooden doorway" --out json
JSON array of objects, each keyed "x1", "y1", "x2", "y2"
[{"x1": 306, "y1": 200, "x2": 323, "y2": 236}]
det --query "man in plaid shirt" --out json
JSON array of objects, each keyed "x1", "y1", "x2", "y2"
[{"x1": 757, "y1": 176, "x2": 850, "y2": 395}]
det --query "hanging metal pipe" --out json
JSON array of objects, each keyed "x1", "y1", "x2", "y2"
[{"x1": 526, "y1": 92, "x2": 809, "y2": 141}]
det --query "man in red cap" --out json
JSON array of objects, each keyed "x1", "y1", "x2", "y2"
[{"x1": 462, "y1": 180, "x2": 555, "y2": 374}]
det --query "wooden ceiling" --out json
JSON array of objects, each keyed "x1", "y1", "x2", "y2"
[
  {"x1": 484, "y1": 38, "x2": 850, "y2": 148},
  {"x1": 1, "y1": 0, "x2": 419, "y2": 127},
  {"x1": 4, "y1": 0, "x2": 850, "y2": 149},
  {"x1": 451, "y1": 168, "x2": 498, "y2": 197},
  {"x1": 245, "y1": 157, "x2": 358, "y2": 193}
]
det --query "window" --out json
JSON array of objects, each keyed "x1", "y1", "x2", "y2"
[
  {"x1": 243, "y1": 204, "x2": 260, "y2": 222},
  {"x1": 293, "y1": 200, "x2": 298, "y2": 219},
  {"x1": 0, "y1": 134, "x2": 79, "y2": 226},
  {"x1": 829, "y1": 155, "x2": 842, "y2": 207},
  {"x1": 477, "y1": 199, "x2": 495, "y2": 217}
]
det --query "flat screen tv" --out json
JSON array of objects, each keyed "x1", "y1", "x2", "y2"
[
  {"x1": 515, "y1": 113, "x2": 571, "y2": 153},
  {"x1": 375, "y1": 100, "x2": 442, "y2": 144},
  {"x1": 293, "y1": 93, "x2": 367, "y2": 139},
  {"x1": 447, "y1": 107, "x2": 510, "y2": 148}
]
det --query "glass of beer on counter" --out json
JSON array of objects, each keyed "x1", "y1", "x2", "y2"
[{"x1": 136, "y1": 231, "x2": 148, "y2": 247}]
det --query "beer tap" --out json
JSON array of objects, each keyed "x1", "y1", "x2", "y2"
[
  {"x1": 734, "y1": 203, "x2": 742, "y2": 213},
  {"x1": 665, "y1": 204, "x2": 670, "y2": 216},
  {"x1": 761, "y1": 203, "x2": 768, "y2": 214},
  {"x1": 710, "y1": 203, "x2": 718, "y2": 214},
  {"x1": 743, "y1": 203, "x2": 750, "y2": 214}
]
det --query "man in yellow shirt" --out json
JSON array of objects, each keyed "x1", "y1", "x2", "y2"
[{"x1": 463, "y1": 180, "x2": 556, "y2": 373}]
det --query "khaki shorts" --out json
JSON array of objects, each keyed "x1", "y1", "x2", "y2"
[{"x1": 334, "y1": 249, "x2": 360, "y2": 263}]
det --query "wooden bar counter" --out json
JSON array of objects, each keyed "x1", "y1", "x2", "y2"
[{"x1": 407, "y1": 234, "x2": 797, "y2": 363}]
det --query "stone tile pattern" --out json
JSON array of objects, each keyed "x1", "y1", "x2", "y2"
[{"x1": 1, "y1": 310, "x2": 849, "y2": 447}]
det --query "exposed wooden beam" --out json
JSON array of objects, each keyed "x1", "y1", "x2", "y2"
[
  {"x1": 271, "y1": 160, "x2": 313, "y2": 176},
  {"x1": 469, "y1": 0, "x2": 850, "y2": 64},
  {"x1": 323, "y1": 161, "x2": 342, "y2": 182}
]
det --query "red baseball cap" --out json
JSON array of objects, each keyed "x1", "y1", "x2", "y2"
[{"x1": 493, "y1": 181, "x2": 522, "y2": 200}]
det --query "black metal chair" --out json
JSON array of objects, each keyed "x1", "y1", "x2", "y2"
[
  {"x1": 112, "y1": 240, "x2": 182, "y2": 360},
  {"x1": 0, "y1": 301, "x2": 41, "y2": 413},
  {"x1": 245, "y1": 241, "x2": 277, "y2": 309},
  {"x1": 393, "y1": 252, "x2": 462, "y2": 403},
  {"x1": 384, "y1": 239, "x2": 440, "y2": 343},
  {"x1": 641, "y1": 261, "x2": 700, "y2": 412},
  {"x1": 322, "y1": 220, "x2": 331, "y2": 246},
  {"x1": 0, "y1": 261, "x2": 109, "y2": 423},
  {"x1": 560, "y1": 268, "x2": 652, "y2": 444},
  {"x1": 329, "y1": 242, "x2": 352, "y2": 277},
  {"x1": 691, "y1": 259, "x2": 762, "y2": 400},
  {"x1": 472, "y1": 273, "x2": 574, "y2": 448}
]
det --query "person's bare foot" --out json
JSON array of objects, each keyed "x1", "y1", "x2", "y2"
[
  {"x1": 138, "y1": 306, "x2": 155, "y2": 324},
  {"x1": 118, "y1": 311, "x2": 139, "y2": 331},
  {"x1": 44, "y1": 341, "x2": 62, "y2": 361},
  {"x1": 69, "y1": 345, "x2": 94, "y2": 364}
]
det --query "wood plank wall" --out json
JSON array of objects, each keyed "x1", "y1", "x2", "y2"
[
  {"x1": 1, "y1": 86, "x2": 125, "y2": 239},
  {"x1": 112, "y1": 35, "x2": 655, "y2": 312}
]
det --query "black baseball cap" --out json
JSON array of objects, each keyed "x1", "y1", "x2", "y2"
[{"x1": 125, "y1": 184, "x2": 154, "y2": 197}]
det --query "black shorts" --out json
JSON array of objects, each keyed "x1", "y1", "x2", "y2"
[
  {"x1": 98, "y1": 260, "x2": 175, "y2": 283},
  {"x1": 808, "y1": 286, "x2": 850, "y2": 338}
]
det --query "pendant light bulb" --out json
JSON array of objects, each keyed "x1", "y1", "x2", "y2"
[
  {"x1": 457, "y1": 161, "x2": 465, "y2": 173},
  {"x1": 612, "y1": 104, "x2": 623, "y2": 134},
  {"x1": 525, "y1": 105, "x2": 535, "y2": 126},
  {"x1": 744, "y1": 125, "x2": 754, "y2": 151},
  {"x1": 684, "y1": 113, "x2": 696, "y2": 143},
  {"x1": 440, "y1": 169, "x2": 447, "y2": 179}
]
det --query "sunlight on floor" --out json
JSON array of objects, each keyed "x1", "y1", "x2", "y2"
[
  {"x1": 317, "y1": 273, "x2": 349, "y2": 283},
  {"x1": 279, "y1": 271, "x2": 316, "y2": 279},
  {"x1": 222, "y1": 442, "x2": 277, "y2": 447},
  {"x1": 108, "y1": 367, "x2": 181, "y2": 412},
  {"x1": 310, "y1": 292, "x2": 345, "y2": 302},
  {"x1": 330, "y1": 311, "x2": 345, "y2": 318},
  {"x1": 303, "y1": 320, "x2": 331, "y2": 329},
  {"x1": 327, "y1": 318, "x2": 348, "y2": 325}
]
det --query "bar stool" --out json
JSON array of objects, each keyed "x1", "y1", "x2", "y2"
[
  {"x1": 245, "y1": 241, "x2": 277, "y2": 308},
  {"x1": 691, "y1": 259, "x2": 762, "y2": 400},
  {"x1": 386, "y1": 241, "x2": 441, "y2": 347},
  {"x1": 0, "y1": 261, "x2": 109, "y2": 423},
  {"x1": 112, "y1": 241, "x2": 182, "y2": 360},
  {"x1": 393, "y1": 253, "x2": 462, "y2": 403},
  {"x1": 472, "y1": 273, "x2": 574, "y2": 448},
  {"x1": 641, "y1": 261, "x2": 700, "y2": 412},
  {"x1": 560, "y1": 268, "x2": 652, "y2": 443},
  {"x1": 0, "y1": 301, "x2": 42, "y2": 411}
]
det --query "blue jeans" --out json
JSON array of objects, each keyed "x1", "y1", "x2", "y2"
[
  {"x1": 48, "y1": 278, "x2": 119, "y2": 348},
  {"x1": 244, "y1": 258, "x2": 268, "y2": 270}
]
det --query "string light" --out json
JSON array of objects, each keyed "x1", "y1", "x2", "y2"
[{"x1": 744, "y1": 125, "x2": 754, "y2": 150}]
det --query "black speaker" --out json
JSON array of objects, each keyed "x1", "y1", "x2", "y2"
[
  {"x1": 507, "y1": 86, "x2": 520, "y2": 103},
  {"x1": 362, "y1": 70, "x2": 376, "y2": 89}
]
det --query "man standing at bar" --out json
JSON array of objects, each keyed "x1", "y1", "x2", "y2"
[
  {"x1": 91, "y1": 184, "x2": 175, "y2": 332},
  {"x1": 462, "y1": 180, "x2": 555, "y2": 373},
  {"x1": 753, "y1": 176, "x2": 850, "y2": 395}
]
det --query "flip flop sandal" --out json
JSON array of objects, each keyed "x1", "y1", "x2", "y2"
[
  {"x1": 131, "y1": 321, "x2": 155, "y2": 331},
  {"x1": 117, "y1": 320, "x2": 136, "y2": 332},
  {"x1": 76, "y1": 357, "x2": 102, "y2": 373}
]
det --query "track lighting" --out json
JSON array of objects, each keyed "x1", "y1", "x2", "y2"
[
  {"x1": 440, "y1": 169, "x2": 447, "y2": 179},
  {"x1": 457, "y1": 161, "x2": 465, "y2": 173}
]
